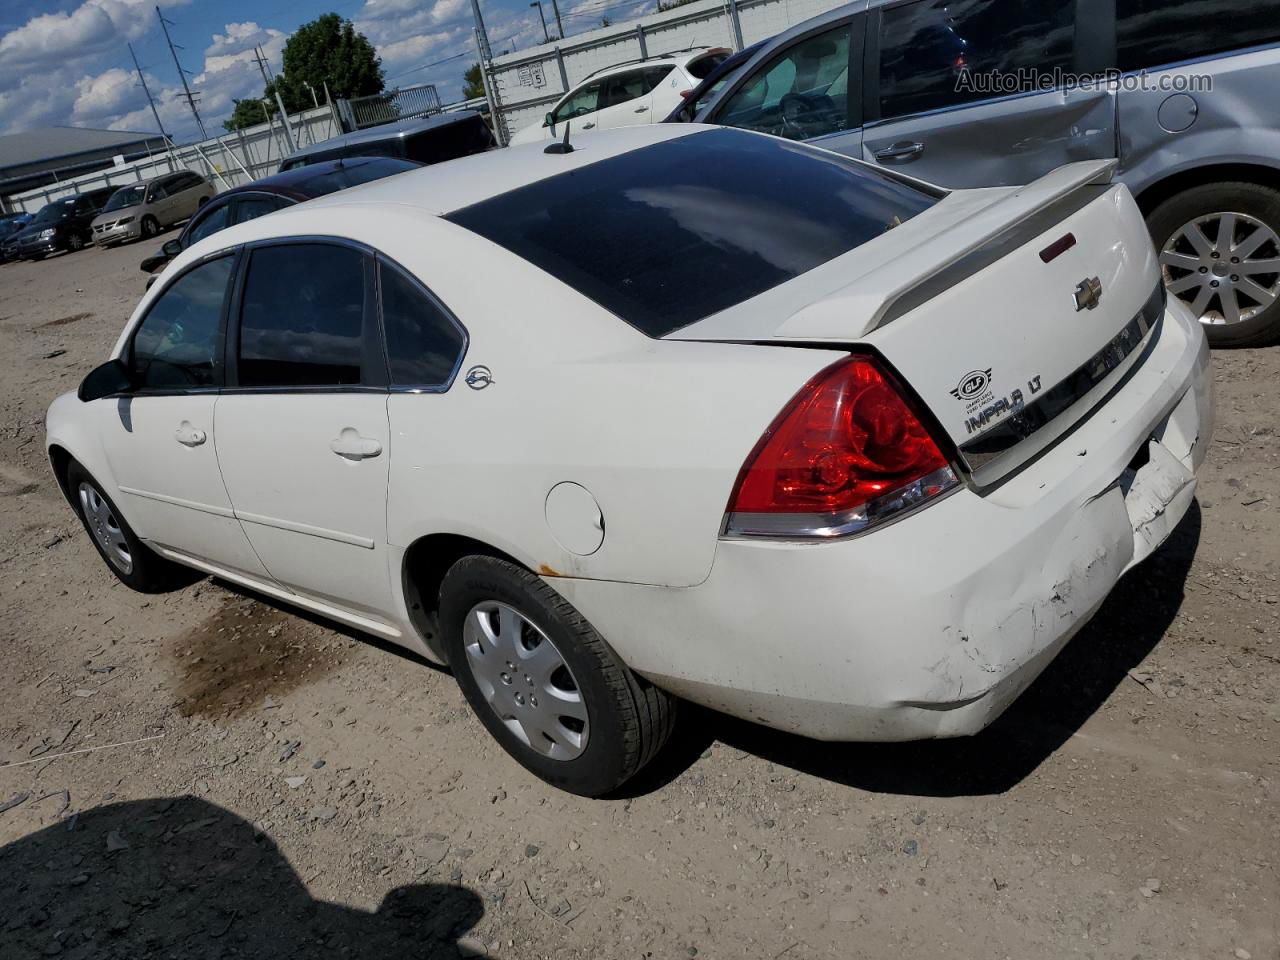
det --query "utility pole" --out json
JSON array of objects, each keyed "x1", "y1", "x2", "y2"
[
  {"x1": 156, "y1": 5, "x2": 207, "y2": 140},
  {"x1": 530, "y1": 2, "x2": 551, "y2": 43},
  {"x1": 469, "y1": 0, "x2": 507, "y2": 145},
  {"x1": 128, "y1": 42, "x2": 170, "y2": 143},
  {"x1": 549, "y1": 0, "x2": 565, "y2": 41},
  {"x1": 252, "y1": 45, "x2": 296, "y2": 154}
]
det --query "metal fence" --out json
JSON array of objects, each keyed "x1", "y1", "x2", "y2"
[
  {"x1": 483, "y1": 0, "x2": 848, "y2": 141},
  {"x1": 337, "y1": 83, "x2": 442, "y2": 131},
  {"x1": 4, "y1": 103, "x2": 344, "y2": 214}
]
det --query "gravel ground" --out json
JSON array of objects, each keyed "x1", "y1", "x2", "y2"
[{"x1": 1, "y1": 240, "x2": 1277, "y2": 960}]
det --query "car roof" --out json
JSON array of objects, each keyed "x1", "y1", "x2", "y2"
[
  {"x1": 217, "y1": 156, "x2": 419, "y2": 201},
  {"x1": 296, "y1": 124, "x2": 701, "y2": 218},
  {"x1": 281, "y1": 111, "x2": 484, "y2": 163},
  {"x1": 580, "y1": 47, "x2": 722, "y2": 83}
]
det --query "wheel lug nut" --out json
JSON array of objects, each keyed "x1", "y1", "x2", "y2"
[
  {"x1": 1199, "y1": 266, "x2": 1208, "y2": 273},
  {"x1": 500, "y1": 672, "x2": 512, "y2": 684},
  {"x1": 530, "y1": 696, "x2": 538, "y2": 707},
  {"x1": 1231, "y1": 275, "x2": 1240, "y2": 282},
  {"x1": 1210, "y1": 280, "x2": 1220, "y2": 287},
  {"x1": 1211, "y1": 251, "x2": 1220, "y2": 259},
  {"x1": 1231, "y1": 257, "x2": 1240, "y2": 263}
]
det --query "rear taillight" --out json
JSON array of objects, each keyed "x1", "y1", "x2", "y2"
[{"x1": 724, "y1": 355, "x2": 959, "y2": 539}]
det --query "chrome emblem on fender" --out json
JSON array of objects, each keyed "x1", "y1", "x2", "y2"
[
  {"x1": 1073, "y1": 276, "x2": 1103, "y2": 312},
  {"x1": 464, "y1": 365, "x2": 494, "y2": 390}
]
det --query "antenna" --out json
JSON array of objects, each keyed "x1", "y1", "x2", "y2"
[
  {"x1": 544, "y1": 120, "x2": 573, "y2": 154},
  {"x1": 128, "y1": 42, "x2": 170, "y2": 143},
  {"x1": 156, "y1": 6, "x2": 207, "y2": 140}
]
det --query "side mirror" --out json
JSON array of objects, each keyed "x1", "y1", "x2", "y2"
[
  {"x1": 162, "y1": 239, "x2": 183, "y2": 257},
  {"x1": 78, "y1": 358, "x2": 135, "y2": 403},
  {"x1": 544, "y1": 112, "x2": 554, "y2": 128}
]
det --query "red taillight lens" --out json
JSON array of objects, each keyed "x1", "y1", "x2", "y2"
[{"x1": 726, "y1": 355, "x2": 957, "y2": 537}]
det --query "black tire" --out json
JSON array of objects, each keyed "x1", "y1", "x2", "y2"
[
  {"x1": 141, "y1": 216, "x2": 159, "y2": 240},
  {"x1": 1147, "y1": 181, "x2": 1280, "y2": 348},
  {"x1": 439, "y1": 556, "x2": 677, "y2": 797},
  {"x1": 65, "y1": 460, "x2": 188, "y2": 593}
]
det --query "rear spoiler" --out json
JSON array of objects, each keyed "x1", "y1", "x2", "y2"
[{"x1": 778, "y1": 159, "x2": 1120, "y2": 337}]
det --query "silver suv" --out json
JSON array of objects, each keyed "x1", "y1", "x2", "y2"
[
  {"x1": 692, "y1": 0, "x2": 1280, "y2": 347},
  {"x1": 92, "y1": 171, "x2": 213, "y2": 247}
]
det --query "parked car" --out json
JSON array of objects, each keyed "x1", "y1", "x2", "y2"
[
  {"x1": 91, "y1": 170, "x2": 213, "y2": 247},
  {"x1": 48, "y1": 126, "x2": 1211, "y2": 796},
  {"x1": 508, "y1": 47, "x2": 731, "y2": 145},
  {"x1": 278, "y1": 112, "x2": 493, "y2": 173},
  {"x1": 0, "y1": 213, "x2": 33, "y2": 263},
  {"x1": 139, "y1": 156, "x2": 422, "y2": 275},
  {"x1": 664, "y1": 42, "x2": 765, "y2": 123},
  {"x1": 10, "y1": 187, "x2": 115, "y2": 260},
  {"x1": 691, "y1": 0, "x2": 1280, "y2": 347}
]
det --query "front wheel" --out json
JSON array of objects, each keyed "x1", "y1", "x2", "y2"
[
  {"x1": 439, "y1": 556, "x2": 677, "y2": 797},
  {"x1": 68, "y1": 233, "x2": 85, "y2": 252},
  {"x1": 140, "y1": 216, "x2": 159, "y2": 239},
  {"x1": 66, "y1": 460, "x2": 189, "y2": 593},
  {"x1": 1148, "y1": 181, "x2": 1280, "y2": 348}
]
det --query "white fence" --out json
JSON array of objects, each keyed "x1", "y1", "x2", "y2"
[
  {"x1": 6, "y1": 104, "x2": 343, "y2": 214},
  {"x1": 487, "y1": 0, "x2": 847, "y2": 139}
]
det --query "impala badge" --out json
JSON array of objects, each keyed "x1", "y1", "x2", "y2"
[
  {"x1": 1073, "y1": 276, "x2": 1103, "y2": 312},
  {"x1": 464, "y1": 365, "x2": 494, "y2": 390}
]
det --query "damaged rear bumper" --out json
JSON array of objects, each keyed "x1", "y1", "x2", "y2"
[{"x1": 552, "y1": 299, "x2": 1212, "y2": 741}]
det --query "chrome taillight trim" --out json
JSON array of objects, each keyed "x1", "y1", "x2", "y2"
[{"x1": 721, "y1": 466, "x2": 960, "y2": 541}]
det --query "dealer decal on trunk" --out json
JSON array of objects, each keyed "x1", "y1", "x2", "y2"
[{"x1": 951, "y1": 369, "x2": 1044, "y2": 437}]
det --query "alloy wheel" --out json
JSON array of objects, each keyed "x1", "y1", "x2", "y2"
[
  {"x1": 1160, "y1": 211, "x2": 1280, "y2": 326},
  {"x1": 462, "y1": 601, "x2": 589, "y2": 760},
  {"x1": 77, "y1": 481, "x2": 133, "y2": 574}
]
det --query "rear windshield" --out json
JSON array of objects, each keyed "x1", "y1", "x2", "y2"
[{"x1": 445, "y1": 128, "x2": 939, "y2": 337}]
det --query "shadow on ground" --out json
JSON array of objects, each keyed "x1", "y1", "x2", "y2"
[
  {"x1": 0, "y1": 796, "x2": 483, "y2": 959},
  {"x1": 627, "y1": 502, "x2": 1203, "y2": 799}
]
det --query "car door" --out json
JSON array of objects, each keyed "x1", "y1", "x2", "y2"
[
  {"x1": 213, "y1": 240, "x2": 395, "y2": 622},
  {"x1": 591, "y1": 69, "x2": 656, "y2": 131},
  {"x1": 145, "y1": 179, "x2": 171, "y2": 226},
  {"x1": 707, "y1": 20, "x2": 863, "y2": 157},
  {"x1": 641, "y1": 65, "x2": 684, "y2": 122},
  {"x1": 172, "y1": 174, "x2": 202, "y2": 221},
  {"x1": 860, "y1": 0, "x2": 1116, "y2": 188},
  {"x1": 550, "y1": 78, "x2": 607, "y2": 134},
  {"x1": 96, "y1": 252, "x2": 271, "y2": 579}
]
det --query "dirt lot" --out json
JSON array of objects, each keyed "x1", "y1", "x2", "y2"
[{"x1": 1, "y1": 240, "x2": 1277, "y2": 960}]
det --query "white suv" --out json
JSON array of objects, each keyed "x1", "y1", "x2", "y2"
[{"x1": 508, "y1": 48, "x2": 729, "y2": 145}]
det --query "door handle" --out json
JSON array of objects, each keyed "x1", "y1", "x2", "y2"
[
  {"x1": 582, "y1": 122, "x2": 596, "y2": 129},
  {"x1": 874, "y1": 140, "x2": 925, "y2": 164},
  {"x1": 174, "y1": 421, "x2": 206, "y2": 447},
  {"x1": 329, "y1": 427, "x2": 382, "y2": 461},
  {"x1": 634, "y1": 105, "x2": 649, "y2": 113}
]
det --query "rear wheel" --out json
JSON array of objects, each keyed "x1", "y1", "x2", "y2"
[
  {"x1": 1148, "y1": 182, "x2": 1280, "y2": 347},
  {"x1": 66, "y1": 460, "x2": 187, "y2": 592},
  {"x1": 439, "y1": 556, "x2": 676, "y2": 796}
]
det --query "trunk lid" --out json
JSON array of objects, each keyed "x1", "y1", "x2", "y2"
[{"x1": 671, "y1": 160, "x2": 1163, "y2": 485}]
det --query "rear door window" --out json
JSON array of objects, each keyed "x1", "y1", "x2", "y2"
[
  {"x1": 1116, "y1": 0, "x2": 1280, "y2": 70},
  {"x1": 714, "y1": 25, "x2": 852, "y2": 140},
  {"x1": 877, "y1": 0, "x2": 1075, "y2": 120},
  {"x1": 378, "y1": 260, "x2": 466, "y2": 388},
  {"x1": 131, "y1": 256, "x2": 233, "y2": 389},
  {"x1": 236, "y1": 243, "x2": 368, "y2": 388},
  {"x1": 445, "y1": 128, "x2": 937, "y2": 337}
]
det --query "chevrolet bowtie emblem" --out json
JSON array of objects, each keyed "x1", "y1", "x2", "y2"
[{"x1": 1073, "y1": 276, "x2": 1103, "y2": 312}]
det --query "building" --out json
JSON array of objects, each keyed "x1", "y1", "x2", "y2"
[{"x1": 0, "y1": 126, "x2": 169, "y2": 212}]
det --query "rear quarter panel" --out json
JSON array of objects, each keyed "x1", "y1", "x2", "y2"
[{"x1": 1118, "y1": 45, "x2": 1280, "y2": 197}]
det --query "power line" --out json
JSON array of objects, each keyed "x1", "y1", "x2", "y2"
[{"x1": 156, "y1": 5, "x2": 207, "y2": 140}]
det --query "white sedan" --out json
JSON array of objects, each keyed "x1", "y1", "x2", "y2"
[{"x1": 47, "y1": 126, "x2": 1212, "y2": 796}]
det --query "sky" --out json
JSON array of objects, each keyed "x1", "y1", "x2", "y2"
[{"x1": 0, "y1": 0, "x2": 657, "y2": 143}]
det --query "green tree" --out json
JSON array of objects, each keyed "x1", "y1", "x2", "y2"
[
  {"x1": 462, "y1": 63, "x2": 485, "y2": 100},
  {"x1": 222, "y1": 97, "x2": 276, "y2": 132},
  {"x1": 267, "y1": 13, "x2": 384, "y2": 114}
]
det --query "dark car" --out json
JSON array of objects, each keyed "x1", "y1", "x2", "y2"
[
  {"x1": 0, "y1": 213, "x2": 33, "y2": 263},
  {"x1": 140, "y1": 155, "x2": 421, "y2": 274},
  {"x1": 11, "y1": 187, "x2": 115, "y2": 260},
  {"x1": 663, "y1": 41, "x2": 767, "y2": 123},
  {"x1": 277, "y1": 111, "x2": 494, "y2": 173}
]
